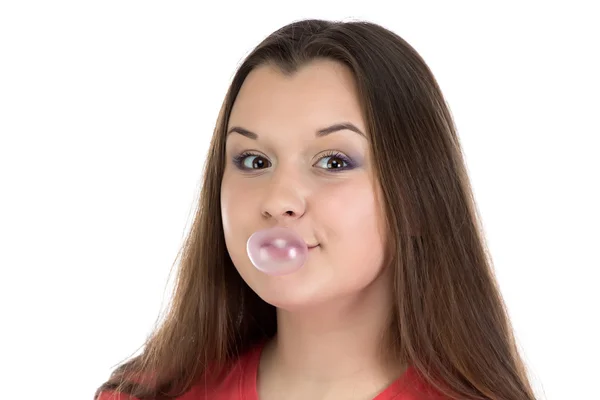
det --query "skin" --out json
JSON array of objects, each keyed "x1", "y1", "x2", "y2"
[{"x1": 220, "y1": 59, "x2": 405, "y2": 399}]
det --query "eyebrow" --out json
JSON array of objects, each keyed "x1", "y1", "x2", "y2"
[{"x1": 226, "y1": 122, "x2": 366, "y2": 140}]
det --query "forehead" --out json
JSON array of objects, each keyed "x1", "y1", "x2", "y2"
[{"x1": 228, "y1": 59, "x2": 366, "y2": 135}]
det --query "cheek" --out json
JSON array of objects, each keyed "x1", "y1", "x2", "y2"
[
  {"x1": 220, "y1": 175, "x2": 249, "y2": 239},
  {"x1": 221, "y1": 180, "x2": 250, "y2": 270},
  {"x1": 317, "y1": 178, "x2": 382, "y2": 230},
  {"x1": 316, "y1": 179, "x2": 386, "y2": 264},
  {"x1": 221, "y1": 174, "x2": 265, "y2": 261}
]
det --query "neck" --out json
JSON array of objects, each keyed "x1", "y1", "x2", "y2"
[{"x1": 260, "y1": 269, "x2": 404, "y2": 387}]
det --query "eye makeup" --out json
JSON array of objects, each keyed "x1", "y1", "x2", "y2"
[{"x1": 231, "y1": 149, "x2": 361, "y2": 173}]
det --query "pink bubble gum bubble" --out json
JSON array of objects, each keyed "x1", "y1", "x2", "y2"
[{"x1": 246, "y1": 227, "x2": 308, "y2": 276}]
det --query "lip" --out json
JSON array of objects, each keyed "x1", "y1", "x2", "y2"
[{"x1": 307, "y1": 244, "x2": 319, "y2": 250}]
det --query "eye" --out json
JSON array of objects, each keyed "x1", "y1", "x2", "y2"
[
  {"x1": 232, "y1": 152, "x2": 271, "y2": 170},
  {"x1": 232, "y1": 150, "x2": 355, "y2": 172},
  {"x1": 314, "y1": 151, "x2": 354, "y2": 171}
]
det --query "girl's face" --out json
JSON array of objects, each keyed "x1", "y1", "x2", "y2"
[{"x1": 221, "y1": 59, "x2": 388, "y2": 310}]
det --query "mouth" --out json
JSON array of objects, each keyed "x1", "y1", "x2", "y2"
[{"x1": 308, "y1": 244, "x2": 320, "y2": 250}]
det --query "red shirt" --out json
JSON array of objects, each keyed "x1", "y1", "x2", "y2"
[{"x1": 98, "y1": 342, "x2": 449, "y2": 399}]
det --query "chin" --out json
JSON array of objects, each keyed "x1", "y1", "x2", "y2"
[{"x1": 243, "y1": 265, "x2": 336, "y2": 311}]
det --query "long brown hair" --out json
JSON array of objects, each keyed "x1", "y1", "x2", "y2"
[{"x1": 95, "y1": 19, "x2": 537, "y2": 400}]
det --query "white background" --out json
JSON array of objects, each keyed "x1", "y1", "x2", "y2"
[{"x1": 1, "y1": 1, "x2": 598, "y2": 399}]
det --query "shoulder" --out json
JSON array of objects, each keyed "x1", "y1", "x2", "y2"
[
  {"x1": 187, "y1": 342, "x2": 263, "y2": 399},
  {"x1": 389, "y1": 366, "x2": 454, "y2": 400},
  {"x1": 97, "y1": 391, "x2": 140, "y2": 400},
  {"x1": 97, "y1": 342, "x2": 264, "y2": 400}
]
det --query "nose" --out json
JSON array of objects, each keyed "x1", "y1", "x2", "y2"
[{"x1": 260, "y1": 174, "x2": 306, "y2": 222}]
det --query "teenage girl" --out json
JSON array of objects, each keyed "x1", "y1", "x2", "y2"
[{"x1": 96, "y1": 19, "x2": 537, "y2": 400}]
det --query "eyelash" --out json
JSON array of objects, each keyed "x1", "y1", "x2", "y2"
[{"x1": 232, "y1": 150, "x2": 355, "y2": 172}]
